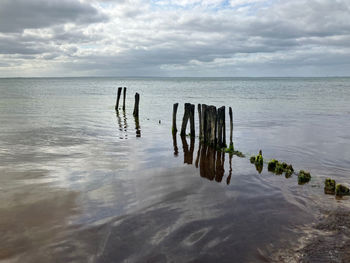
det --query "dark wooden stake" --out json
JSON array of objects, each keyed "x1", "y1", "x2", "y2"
[
  {"x1": 229, "y1": 106, "x2": 233, "y2": 147},
  {"x1": 133, "y1": 92, "x2": 140, "y2": 118},
  {"x1": 207, "y1": 105, "x2": 217, "y2": 146},
  {"x1": 115, "y1": 87, "x2": 122, "y2": 111},
  {"x1": 180, "y1": 103, "x2": 190, "y2": 136},
  {"x1": 122, "y1": 87, "x2": 126, "y2": 111},
  {"x1": 201, "y1": 104, "x2": 208, "y2": 142},
  {"x1": 217, "y1": 106, "x2": 226, "y2": 147},
  {"x1": 198, "y1": 104, "x2": 202, "y2": 139},
  {"x1": 172, "y1": 103, "x2": 179, "y2": 134},
  {"x1": 189, "y1": 104, "x2": 195, "y2": 138}
]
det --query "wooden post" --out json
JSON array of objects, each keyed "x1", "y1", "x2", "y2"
[
  {"x1": 198, "y1": 104, "x2": 202, "y2": 139},
  {"x1": 201, "y1": 104, "x2": 208, "y2": 143},
  {"x1": 115, "y1": 87, "x2": 122, "y2": 110},
  {"x1": 229, "y1": 107, "x2": 233, "y2": 148},
  {"x1": 189, "y1": 104, "x2": 195, "y2": 138},
  {"x1": 217, "y1": 106, "x2": 225, "y2": 148},
  {"x1": 122, "y1": 87, "x2": 126, "y2": 111},
  {"x1": 180, "y1": 103, "x2": 191, "y2": 136},
  {"x1": 207, "y1": 105, "x2": 217, "y2": 147},
  {"x1": 172, "y1": 103, "x2": 179, "y2": 134},
  {"x1": 133, "y1": 92, "x2": 140, "y2": 118}
]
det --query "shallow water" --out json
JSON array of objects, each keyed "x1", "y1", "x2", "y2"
[{"x1": 0, "y1": 77, "x2": 350, "y2": 262}]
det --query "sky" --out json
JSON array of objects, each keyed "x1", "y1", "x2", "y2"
[{"x1": 0, "y1": 0, "x2": 350, "y2": 77}]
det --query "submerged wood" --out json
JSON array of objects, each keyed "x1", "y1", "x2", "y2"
[
  {"x1": 115, "y1": 87, "x2": 122, "y2": 110},
  {"x1": 133, "y1": 92, "x2": 140, "y2": 118},
  {"x1": 229, "y1": 107, "x2": 233, "y2": 147},
  {"x1": 172, "y1": 103, "x2": 179, "y2": 134},
  {"x1": 122, "y1": 87, "x2": 126, "y2": 111}
]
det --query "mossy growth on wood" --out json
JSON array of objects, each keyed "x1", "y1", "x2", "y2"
[
  {"x1": 250, "y1": 156, "x2": 256, "y2": 164},
  {"x1": 285, "y1": 169, "x2": 293, "y2": 178},
  {"x1": 335, "y1": 184, "x2": 350, "y2": 196},
  {"x1": 223, "y1": 143, "x2": 245, "y2": 158},
  {"x1": 298, "y1": 170, "x2": 311, "y2": 184},
  {"x1": 250, "y1": 150, "x2": 263, "y2": 172},
  {"x1": 267, "y1": 159, "x2": 278, "y2": 172},
  {"x1": 256, "y1": 150, "x2": 263, "y2": 165},
  {"x1": 324, "y1": 178, "x2": 336, "y2": 195},
  {"x1": 268, "y1": 159, "x2": 294, "y2": 177}
]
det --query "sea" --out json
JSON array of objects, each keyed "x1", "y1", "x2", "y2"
[{"x1": 0, "y1": 77, "x2": 350, "y2": 262}]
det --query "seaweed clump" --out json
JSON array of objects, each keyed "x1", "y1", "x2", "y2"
[
  {"x1": 324, "y1": 178, "x2": 336, "y2": 195},
  {"x1": 224, "y1": 143, "x2": 245, "y2": 158},
  {"x1": 335, "y1": 184, "x2": 350, "y2": 196},
  {"x1": 250, "y1": 150, "x2": 263, "y2": 174},
  {"x1": 250, "y1": 150, "x2": 263, "y2": 165},
  {"x1": 267, "y1": 159, "x2": 294, "y2": 177},
  {"x1": 298, "y1": 170, "x2": 311, "y2": 184}
]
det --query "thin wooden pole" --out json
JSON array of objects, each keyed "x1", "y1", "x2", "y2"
[
  {"x1": 122, "y1": 87, "x2": 126, "y2": 111},
  {"x1": 198, "y1": 104, "x2": 202, "y2": 139},
  {"x1": 189, "y1": 104, "x2": 195, "y2": 138},
  {"x1": 133, "y1": 92, "x2": 140, "y2": 118},
  {"x1": 180, "y1": 103, "x2": 191, "y2": 136},
  {"x1": 217, "y1": 106, "x2": 225, "y2": 147},
  {"x1": 229, "y1": 107, "x2": 233, "y2": 148},
  {"x1": 172, "y1": 103, "x2": 179, "y2": 134},
  {"x1": 201, "y1": 104, "x2": 208, "y2": 143},
  {"x1": 115, "y1": 87, "x2": 122, "y2": 110},
  {"x1": 208, "y1": 105, "x2": 217, "y2": 147}
]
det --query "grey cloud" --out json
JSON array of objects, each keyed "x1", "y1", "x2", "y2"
[{"x1": 0, "y1": 0, "x2": 108, "y2": 33}]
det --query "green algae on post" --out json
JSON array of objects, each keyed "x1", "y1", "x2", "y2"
[
  {"x1": 335, "y1": 184, "x2": 350, "y2": 196},
  {"x1": 267, "y1": 159, "x2": 294, "y2": 177},
  {"x1": 250, "y1": 156, "x2": 256, "y2": 164},
  {"x1": 324, "y1": 178, "x2": 336, "y2": 195},
  {"x1": 298, "y1": 170, "x2": 311, "y2": 184},
  {"x1": 224, "y1": 143, "x2": 245, "y2": 158},
  {"x1": 267, "y1": 159, "x2": 278, "y2": 172},
  {"x1": 255, "y1": 150, "x2": 263, "y2": 166}
]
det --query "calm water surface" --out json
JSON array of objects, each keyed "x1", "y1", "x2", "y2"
[{"x1": 1, "y1": 77, "x2": 350, "y2": 262}]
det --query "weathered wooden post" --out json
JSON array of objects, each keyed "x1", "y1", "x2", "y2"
[
  {"x1": 172, "y1": 103, "x2": 179, "y2": 134},
  {"x1": 180, "y1": 103, "x2": 195, "y2": 137},
  {"x1": 207, "y1": 106, "x2": 217, "y2": 147},
  {"x1": 201, "y1": 104, "x2": 208, "y2": 142},
  {"x1": 133, "y1": 92, "x2": 140, "y2": 118},
  {"x1": 115, "y1": 87, "x2": 122, "y2": 111},
  {"x1": 229, "y1": 107, "x2": 233, "y2": 148},
  {"x1": 189, "y1": 104, "x2": 195, "y2": 137},
  {"x1": 198, "y1": 104, "x2": 202, "y2": 139},
  {"x1": 180, "y1": 103, "x2": 191, "y2": 136},
  {"x1": 217, "y1": 106, "x2": 225, "y2": 147},
  {"x1": 122, "y1": 87, "x2": 126, "y2": 111}
]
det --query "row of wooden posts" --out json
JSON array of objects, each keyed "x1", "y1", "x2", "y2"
[
  {"x1": 172, "y1": 103, "x2": 234, "y2": 148},
  {"x1": 115, "y1": 87, "x2": 140, "y2": 118}
]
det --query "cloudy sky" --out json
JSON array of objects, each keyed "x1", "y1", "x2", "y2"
[{"x1": 0, "y1": 0, "x2": 350, "y2": 77}]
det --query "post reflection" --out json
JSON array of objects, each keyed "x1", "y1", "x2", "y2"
[
  {"x1": 174, "y1": 135, "x2": 235, "y2": 184},
  {"x1": 180, "y1": 135, "x2": 195, "y2": 164},
  {"x1": 226, "y1": 153, "x2": 233, "y2": 185},
  {"x1": 116, "y1": 111, "x2": 128, "y2": 139},
  {"x1": 134, "y1": 116, "x2": 141, "y2": 137},
  {"x1": 172, "y1": 133, "x2": 179, "y2": 156}
]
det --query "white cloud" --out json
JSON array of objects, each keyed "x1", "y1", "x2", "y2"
[{"x1": 0, "y1": 0, "x2": 350, "y2": 77}]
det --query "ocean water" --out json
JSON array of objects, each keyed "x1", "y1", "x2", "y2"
[{"x1": 0, "y1": 77, "x2": 350, "y2": 262}]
